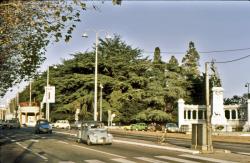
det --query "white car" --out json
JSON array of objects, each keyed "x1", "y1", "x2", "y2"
[
  {"x1": 77, "y1": 121, "x2": 113, "y2": 145},
  {"x1": 53, "y1": 120, "x2": 71, "y2": 129}
]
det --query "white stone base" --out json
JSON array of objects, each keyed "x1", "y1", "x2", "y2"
[
  {"x1": 211, "y1": 115, "x2": 227, "y2": 126},
  {"x1": 243, "y1": 124, "x2": 250, "y2": 132}
]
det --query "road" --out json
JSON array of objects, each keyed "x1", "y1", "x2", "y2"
[{"x1": 1, "y1": 128, "x2": 250, "y2": 163}]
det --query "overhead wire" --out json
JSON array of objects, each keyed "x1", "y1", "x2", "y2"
[{"x1": 143, "y1": 47, "x2": 250, "y2": 54}]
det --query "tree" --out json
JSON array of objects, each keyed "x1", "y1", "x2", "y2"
[
  {"x1": 0, "y1": 0, "x2": 86, "y2": 96},
  {"x1": 153, "y1": 47, "x2": 161, "y2": 64},
  {"x1": 181, "y1": 41, "x2": 204, "y2": 104}
]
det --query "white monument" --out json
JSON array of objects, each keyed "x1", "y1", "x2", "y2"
[{"x1": 211, "y1": 87, "x2": 228, "y2": 130}]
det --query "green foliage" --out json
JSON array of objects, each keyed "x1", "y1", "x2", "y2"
[
  {"x1": 0, "y1": 0, "x2": 86, "y2": 96},
  {"x1": 18, "y1": 37, "x2": 211, "y2": 123}
]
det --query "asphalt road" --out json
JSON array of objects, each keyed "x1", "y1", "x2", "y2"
[{"x1": 1, "y1": 128, "x2": 250, "y2": 163}]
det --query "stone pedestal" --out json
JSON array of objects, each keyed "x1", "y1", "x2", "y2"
[
  {"x1": 243, "y1": 99, "x2": 250, "y2": 132},
  {"x1": 211, "y1": 87, "x2": 228, "y2": 127}
]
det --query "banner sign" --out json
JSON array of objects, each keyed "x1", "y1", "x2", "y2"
[{"x1": 43, "y1": 86, "x2": 55, "y2": 103}]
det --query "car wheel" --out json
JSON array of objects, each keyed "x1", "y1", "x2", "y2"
[
  {"x1": 86, "y1": 137, "x2": 91, "y2": 145},
  {"x1": 49, "y1": 130, "x2": 52, "y2": 134},
  {"x1": 77, "y1": 138, "x2": 82, "y2": 143}
]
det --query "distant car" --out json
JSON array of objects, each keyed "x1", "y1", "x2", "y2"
[
  {"x1": 77, "y1": 121, "x2": 113, "y2": 145},
  {"x1": 6, "y1": 119, "x2": 20, "y2": 129},
  {"x1": 123, "y1": 125, "x2": 132, "y2": 130},
  {"x1": 147, "y1": 123, "x2": 164, "y2": 132},
  {"x1": 35, "y1": 119, "x2": 52, "y2": 134},
  {"x1": 130, "y1": 123, "x2": 147, "y2": 131},
  {"x1": 53, "y1": 120, "x2": 71, "y2": 129},
  {"x1": 165, "y1": 123, "x2": 179, "y2": 133}
]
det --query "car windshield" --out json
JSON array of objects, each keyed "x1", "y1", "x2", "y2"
[
  {"x1": 40, "y1": 120, "x2": 49, "y2": 124},
  {"x1": 167, "y1": 123, "x2": 177, "y2": 127}
]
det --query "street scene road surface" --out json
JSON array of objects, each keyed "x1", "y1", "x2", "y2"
[{"x1": 1, "y1": 127, "x2": 250, "y2": 163}]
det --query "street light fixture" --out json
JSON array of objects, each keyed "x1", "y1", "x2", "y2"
[
  {"x1": 245, "y1": 83, "x2": 250, "y2": 99},
  {"x1": 82, "y1": 30, "x2": 111, "y2": 121}
]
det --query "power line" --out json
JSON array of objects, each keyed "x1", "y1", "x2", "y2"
[
  {"x1": 213, "y1": 54, "x2": 250, "y2": 64},
  {"x1": 143, "y1": 47, "x2": 250, "y2": 54}
]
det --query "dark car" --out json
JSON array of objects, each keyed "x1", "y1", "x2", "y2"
[
  {"x1": 35, "y1": 119, "x2": 52, "y2": 134},
  {"x1": 6, "y1": 119, "x2": 20, "y2": 129}
]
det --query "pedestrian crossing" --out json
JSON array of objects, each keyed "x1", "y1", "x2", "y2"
[{"x1": 78, "y1": 154, "x2": 239, "y2": 163}]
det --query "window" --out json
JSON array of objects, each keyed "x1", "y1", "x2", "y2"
[
  {"x1": 184, "y1": 111, "x2": 186, "y2": 119},
  {"x1": 198, "y1": 110, "x2": 203, "y2": 119},
  {"x1": 188, "y1": 110, "x2": 191, "y2": 119},
  {"x1": 225, "y1": 110, "x2": 230, "y2": 119},
  {"x1": 232, "y1": 110, "x2": 236, "y2": 120},
  {"x1": 193, "y1": 110, "x2": 197, "y2": 119}
]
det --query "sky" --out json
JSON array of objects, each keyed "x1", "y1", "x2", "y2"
[{"x1": 1, "y1": 1, "x2": 250, "y2": 105}]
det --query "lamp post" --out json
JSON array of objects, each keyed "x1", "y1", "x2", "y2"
[
  {"x1": 100, "y1": 83, "x2": 103, "y2": 122},
  {"x1": 82, "y1": 30, "x2": 111, "y2": 121},
  {"x1": 245, "y1": 83, "x2": 250, "y2": 99}
]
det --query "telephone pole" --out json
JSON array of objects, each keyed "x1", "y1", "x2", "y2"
[{"x1": 205, "y1": 62, "x2": 213, "y2": 152}]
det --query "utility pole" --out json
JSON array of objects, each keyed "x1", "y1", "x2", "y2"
[
  {"x1": 46, "y1": 66, "x2": 50, "y2": 122},
  {"x1": 205, "y1": 62, "x2": 213, "y2": 152},
  {"x1": 99, "y1": 84, "x2": 103, "y2": 122}
]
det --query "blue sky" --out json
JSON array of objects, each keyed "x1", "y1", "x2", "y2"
[{"x1": 1, "y1": 1, "x2": 250, "y2": 105}]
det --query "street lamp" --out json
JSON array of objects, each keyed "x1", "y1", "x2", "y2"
[
  {"x1": 245, "y1": 83, "x2": 250, "y2": 99},
  {"x1": 82, "y1": 30, "x2": 111, "y2": 121},
  {"x1": 99, "y1": 83, "x2": 103, "y2": 122}
]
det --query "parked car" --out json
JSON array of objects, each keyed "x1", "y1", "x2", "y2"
[
  {"x1": 130, "y1": 123, "x2": 147, "y2": 131},
  {"x1": 147, "y1": 123, "x2": 164, "y2": 132},
  {"x1": 6, "y1": 118, "x2": 20, "y2": 129},
  {"x1": 53, "y1": 120, "x2": 71, "y2": 129},
  {"x1": 77, "y1": 121, "x2": 113, "y2": 145},
  {"x1": 0, "y1": 120, "x2": 7, "y2": 129},
  {"x1": 70, "y1": 121, "x2": 82, "y2": 130},
  {"x1": 165, "y1": 123, "x2": 179, "y2": 133},
  {"x1": 35, "y1": 119, "x2": 52, "y2": 134}
]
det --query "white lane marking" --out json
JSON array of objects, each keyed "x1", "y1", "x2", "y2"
[
  {"x1": 236, "y1": 152, "x2": 250, "y2": 156},
  {"x1": 85, "y1": 160, "x2": 106, "y2": 163},
  {"x1": 72, "y1": 144, "x2": 125, "y2": 158},
  {"x1": 11, "y1": 139, "x2": 16, "y2": 142},
  {"x1": 135, "y1": 157, "x2": 167, "y2": 163},
  {"x1": 111, "y1": 158, "x2": 137, "y2": 163},
  {"x1": 58, "y1": 140, "x2": 69, "y2": 144},
  {"x1": 180, "y1": 154, "x2": 239, "y2": 163},
  {"x1": 53, "y1": 131, "x2": 77, "y2": 137},
  {"x1": 30, "y1": 139, "x2": 39, "y2": 142},
  {"x1": 15, "y1": 142, "x2": 48, "y2": 161},
  {"x1": 113, "y1": 140, "x2": 199, "y2": 154},
  {"x1": 156, "y1": 156, "x2": 199, "y2": 163}
]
